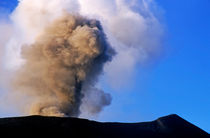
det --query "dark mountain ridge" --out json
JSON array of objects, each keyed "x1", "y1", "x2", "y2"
[{"x1": 0, "y1": 114, "x2": 209, "y2": 138}]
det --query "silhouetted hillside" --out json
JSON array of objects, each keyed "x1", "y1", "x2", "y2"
[{"x1": 0, "y1": 114, "x2": 209, "y2": 138}]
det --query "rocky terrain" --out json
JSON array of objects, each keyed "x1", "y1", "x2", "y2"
[{"x1": 0, "y1": 114, "x2": 209, "y2": 137}]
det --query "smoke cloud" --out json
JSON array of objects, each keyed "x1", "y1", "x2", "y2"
[
  {"x1": 0, "y1": 0, "x2": 164, "y2": 117},
  {"x1": 0, "y1": 21, "x2": 14, "y2": 86},
  {"x1": 11, "y1": 13, "x2": 113, "y2": 117},
  {"x1": 78, "y1": 0, "x2": 164, "y2": 88}
]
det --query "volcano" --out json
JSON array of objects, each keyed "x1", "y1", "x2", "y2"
[{"x1": 0, "y1": 114, "x2": 209, "y2": 137}]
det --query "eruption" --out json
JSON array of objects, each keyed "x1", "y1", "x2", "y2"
[
  {"x1": 12, "y1": 13, "x2": 113, "y2": 117},
  {"x1": 0, "y1": 0, "x2": 164, "y2": 118}
]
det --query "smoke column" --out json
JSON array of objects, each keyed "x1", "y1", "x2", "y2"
[{"x1": 11, "y1": 13, "x2": 113, "y2": 117}]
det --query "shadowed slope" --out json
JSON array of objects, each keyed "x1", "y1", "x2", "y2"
[{"x1": 0, "y1": 114, "x2": 209, "y2": 138}]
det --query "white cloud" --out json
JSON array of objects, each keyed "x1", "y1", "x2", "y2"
[{"x1": 78, "y1": 0, "x2": 164, "y2": 88}]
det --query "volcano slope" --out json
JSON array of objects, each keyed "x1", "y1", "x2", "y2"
[{"x1": 0, "y1": 114, "x2": 209, "y2": 138}]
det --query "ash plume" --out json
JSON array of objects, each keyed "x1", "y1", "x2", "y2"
[{"x1": 11, "y1": 13, "x2": 113, "y2": 117}]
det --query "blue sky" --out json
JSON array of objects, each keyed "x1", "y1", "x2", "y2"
[
  {"x1": 0, "y1": 0, "x2": 210, "y2": 132},
  {"x1": 0, "y1": 0, "x2": 17, "y2": 18}
]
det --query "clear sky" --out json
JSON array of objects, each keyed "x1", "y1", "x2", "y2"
[{"x1": 0, "y1": 0, "x2": 209, "y2": 133}]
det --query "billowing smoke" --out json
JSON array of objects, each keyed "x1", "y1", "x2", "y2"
[
  {"x1": 78, "y1": 0, "x2": 164, "y2": 88},
  {"x1": 0, "y1": 0, "x2": 164, "y2": 117},
  {"x1": 11, "y1": 13, "x2": 113, "y2": 117}
]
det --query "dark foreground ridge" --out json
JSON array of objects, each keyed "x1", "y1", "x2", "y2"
[{"x1": 0, "y1": 114, "x2": 209, "y2": 138}]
